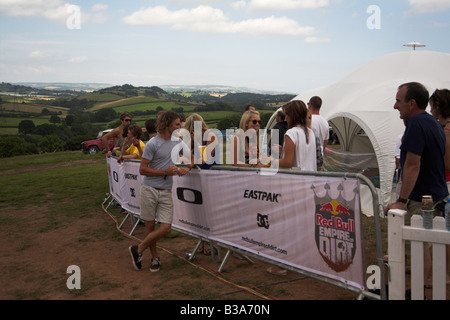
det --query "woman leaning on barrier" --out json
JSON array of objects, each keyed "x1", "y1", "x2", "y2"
[
  {"x1": 232, "y1": 110, "x2": 268, "y2": 167},
  {"x1": 274, "y1": 100, "x2": 317, "y2": 171}
]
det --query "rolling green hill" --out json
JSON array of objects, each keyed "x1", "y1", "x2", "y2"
[{"x1": 0, "y1": 82, "x2": 289, "y2": 136}]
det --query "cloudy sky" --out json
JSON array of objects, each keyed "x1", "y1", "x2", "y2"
[{"x1": 0, "y1": 0, "x2": 449, "y2": 93}]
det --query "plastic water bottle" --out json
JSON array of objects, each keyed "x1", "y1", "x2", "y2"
[
  {"x1": 445, "y1": 201, "x2": 450, "y2": 232},
  {"x1": 422, "y1": 195, "x2": 433, "y2": 230}
]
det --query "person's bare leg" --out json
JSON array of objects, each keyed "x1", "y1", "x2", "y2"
[{"x1": 138, "y1": 222, "x2": 171, "y2": 257}]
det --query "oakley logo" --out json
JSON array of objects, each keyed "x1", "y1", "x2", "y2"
[{"x1": 176, "y1": 188, "x2": 203, "y2": 205}]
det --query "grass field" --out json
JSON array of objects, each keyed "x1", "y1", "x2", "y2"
[{"x1": 1, "y1": 100, "x2": 69, "y2": 116}]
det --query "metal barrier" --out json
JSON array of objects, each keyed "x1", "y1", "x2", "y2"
[
  {"x1": 208, "y1": 166, "x2": 386, "y2": 300},
  {"x1": 105, "y1": 157, "x2": 385, "y2": 300}
]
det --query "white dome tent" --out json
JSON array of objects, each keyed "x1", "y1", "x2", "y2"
[{"x1": 267, "y1": 50, "x2": 450, "y2": 215}]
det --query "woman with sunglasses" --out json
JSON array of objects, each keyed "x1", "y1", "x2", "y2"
[{"x1": 233, "y1": 110, "x2": 265, "y2": 167}]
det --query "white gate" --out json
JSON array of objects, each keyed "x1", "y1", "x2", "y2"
[{"x1": 388, "y1": 209, "x2": 450, "y2": 300}]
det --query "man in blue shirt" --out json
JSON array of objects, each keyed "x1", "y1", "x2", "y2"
[
  {"x1": 386, "y1": 82, "x2": 448, "y2": 285},
  {"x1": 387, "y1": 82, "x2": 448, "y2": 212}
]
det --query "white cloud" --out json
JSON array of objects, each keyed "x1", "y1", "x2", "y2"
[
  {"x1": 408, "y1": 0, "x2": 450, "y2": 14},
  {"x1": 28, "y1": 50, "x2": 53, "y2": 58},
  {"x1": 0, "y1": 0, "x2": 64, "y2": 17},
  {"x1": 1, "y1": 64, "x2": 55, "y2": 76},
  {"x1": 231, "y1": 0, "x2": 247, "y2": 11},
  {"x1": 231, "y1": 16, "x2": 316, "y2": 35},
  {"x1": 123, "y1": 5, "x2": 316, "y2": 36},
  {"x1": 92, "y1": 4, "x2": 108, "y2": 12},
  {"x1": 0, "y1": 0, "x2": 109, "y2": 23},
  {"x1": 232, "y1": 0, "x2": 330, "y2": 11},
  {"x1": 68, "y1": 56, "x2": 88, "y2": 63}
]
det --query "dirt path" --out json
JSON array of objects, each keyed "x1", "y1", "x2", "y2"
[{"x1": 0, "y1": 201, "x2": 360, "y2": 300}]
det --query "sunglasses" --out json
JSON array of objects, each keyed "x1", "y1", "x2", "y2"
[
  {"x1": 124, "y1": 119, "x2": 131, "y2": 122},
  {"x1": 251, "y1": 120, "x2": 261, "y2": 125}
]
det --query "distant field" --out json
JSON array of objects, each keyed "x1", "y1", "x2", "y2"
[
  {"x1": 0, "y1": 117, "x2": 54, "y2": 135},
  {"x1": 113, "y1": 101, "x2": 198, "y2": 114},
  {"x1": 0, "y1": 127, "x2": 18, "y2": 135},
  {"x1": 89, "y1": 96, "x2": 159, "y2": 111},
  {"x1": 0, "y1": 118, "x2": 52, "y2": 127},
  {"x1": 1, "y1": 102, "x2": 69, "y2": 116},
  {"x1": 79, "y1": 92, "x2": 124, "y2": 103}
]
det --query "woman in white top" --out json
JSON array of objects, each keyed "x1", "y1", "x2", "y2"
[
  {"x1": 267, "y1": 100, "x2": 316, "y2": 276},
  {"x1": 276, "y1": 100, "x2": 317, "y2": 171}
]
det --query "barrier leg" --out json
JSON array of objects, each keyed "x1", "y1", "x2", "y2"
[
  {"x1": 119, "y1": 212, "x2": 131, "y2": 230},
  {"x1": 237, "y1": 253, "x2": 254, "y2": 265},
  {"x1": 218, "y1": 249, "x2": 232, "y2": 273},
  {"x1": 104, "y1": 195, "x2": 114, "y2": 211},
  {"x1": 129, "y1": 216, "x2": 141, "y2": 236},
  {"x1": 189, "y1": 239, "x2": 203, "y2": 261}
]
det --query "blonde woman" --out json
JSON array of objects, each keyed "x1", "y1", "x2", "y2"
[
  {"x1": 184, "y1": 113, "x2": 217, "y2": 169},
  {"x1": 233, "y1": 110, "x2": 262, "y2": 166},
  {"x1": 184, "y1": 113, "x2": 216, "y2": 255}
]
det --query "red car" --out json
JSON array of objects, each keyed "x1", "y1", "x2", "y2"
[{"x1": 81, "y1": 129, "x2": 114, "y2": 154}]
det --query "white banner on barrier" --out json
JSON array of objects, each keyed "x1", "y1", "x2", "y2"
[
  {"x1": 106, "y1": 157, "x2": 364, "y2": 290},
  {"x1": 107, "y1": 157, "x2": 142, "y2": 215},
  {"x1": 172, "y1": 169, "x2": 364, "y2": 290}
]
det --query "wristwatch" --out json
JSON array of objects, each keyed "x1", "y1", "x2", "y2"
[{"x1": 396, "y1": 197, "x2": 407, "y2": 204}]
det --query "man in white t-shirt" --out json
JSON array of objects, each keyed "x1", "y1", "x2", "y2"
[{"x1": 308, "y1": 96, "x2": 329, "y2": 154}]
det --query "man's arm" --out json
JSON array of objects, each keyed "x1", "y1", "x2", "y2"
[
  {"x1": 102, "y1": 129, "x2": 119, "y2": 152},
  {"x1": 139, "y1": 158, "x2": 178, "y2": 178},
  {"x1": 398, "y1": 151, "x2": 421, "y2": 200}
]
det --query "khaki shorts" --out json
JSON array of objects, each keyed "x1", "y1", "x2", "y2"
[{"x1": 140, "y1": 184, "x2": 174, "y2": 225}]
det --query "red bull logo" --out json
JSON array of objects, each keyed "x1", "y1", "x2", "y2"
[
  {"x1": 319, "y1": 200, "x2": 350, "y2": 216},
  {"x1": 312, "y1": 185, "x2": 358, "y2": 272}
]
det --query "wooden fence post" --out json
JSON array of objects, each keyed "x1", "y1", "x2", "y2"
[{"x1": 388, "y1": 209, "x2": 407, "y2": 300}]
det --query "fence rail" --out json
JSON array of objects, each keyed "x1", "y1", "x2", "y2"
[{"x1": 388, "y1": 209, "x2": 450, "y2": 300}]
